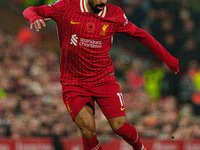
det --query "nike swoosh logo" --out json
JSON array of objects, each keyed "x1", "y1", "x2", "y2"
[
  {"x1": 71, "y1": 21, "x2": 81, "y2": 24},
  {"x1": 121, "y1": 107, "x2": 125, "y2": 111}
]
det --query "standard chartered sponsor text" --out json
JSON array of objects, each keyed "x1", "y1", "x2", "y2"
[{"x1": 79, "y1": 38, "x2": 102, "y2": 48}]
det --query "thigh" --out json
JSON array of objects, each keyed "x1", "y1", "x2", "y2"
[
  {"x1": 74, "y1": 103, "x2": 96, "y2": 139},
  {"x1": 95, "y1": 81, "x2": 126, "y2": 119},
  {"x1": 74, "y1": 102, "x2": 95, "y2": 128},
  {"x1": 62, "y1": 85, "x2": 95, "y2": 121}
]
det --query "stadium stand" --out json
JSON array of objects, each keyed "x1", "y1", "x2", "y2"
[{"x1": 0, "y1": 0, "x2": 200, "y2": 149}]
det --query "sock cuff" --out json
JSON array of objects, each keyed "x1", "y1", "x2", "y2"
[
  {"x1": 82, "y1": 135, "x2": 97, "y2": 142},
  {"x1": 82, "y1": 135, "x2": 101, "y2": 149}
]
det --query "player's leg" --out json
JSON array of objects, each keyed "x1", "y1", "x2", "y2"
[
  {"x1": 74, "y1": 103, "x2": 102, "y2": 150},
  {"x1": 108, "y1": 116, "x2": 145, "y2": 150},
  {"x1": 94, "y1": 81, "x2": 145, "y2": 150},
  {"x1": 74, "y1": 102, "x2": 96, "y2": 139},
  {"x1": 62, "y1": 87, "x2": 102, "y2": 150}
]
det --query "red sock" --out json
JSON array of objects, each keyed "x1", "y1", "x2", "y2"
[
  {"x1": 114, "y1": 122, "x2": 143, "y2": 150},
  {"x1": 82, "y1": 135, "x2": 102, "y2": 150}
]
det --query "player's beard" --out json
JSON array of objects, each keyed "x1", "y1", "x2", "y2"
[{"x1": 88, "y1": 1, "x2": 105, "y2": 13}]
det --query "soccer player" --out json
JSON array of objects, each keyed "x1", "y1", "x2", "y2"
[{"x1": 23, "y1": 0, "x2": 179, "y2": 149}]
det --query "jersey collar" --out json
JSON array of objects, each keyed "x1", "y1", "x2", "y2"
[{"x1": 80, "y1": 0, "x2": 107, "y2": 17}]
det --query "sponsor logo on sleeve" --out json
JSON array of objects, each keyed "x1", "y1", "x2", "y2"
[{"x1": 48, "y1": 0, "x2": 62, "y2": 7}]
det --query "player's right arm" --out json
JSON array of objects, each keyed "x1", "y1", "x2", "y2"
[
  {"x1": 22, "y1": 0, "x2": 66, "y2": 31},
  {"x1": 23, "y1": 5, "x2": 51, "y2": 32}
]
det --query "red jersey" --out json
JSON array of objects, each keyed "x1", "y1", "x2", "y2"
[{"x1": 23, "y1": 0, "x2": 179, "y2": 86}]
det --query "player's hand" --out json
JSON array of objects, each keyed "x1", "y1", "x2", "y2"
[{"x1": 30, "y1": 18, "x2": 50, "y2": 32}]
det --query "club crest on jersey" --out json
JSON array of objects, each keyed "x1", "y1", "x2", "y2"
[
  {"x1": 86, "y1": 22, "x2": 95, "y2": 32},
  {"x1": 67, "y1": 103, "x2": 72, "y2": 113},
  {"x1": 48, "y1": 0, "x2": 62, "y2": 7},
  {"x1": 100, "y1": 24, "x2": 108, "y2": 35}
]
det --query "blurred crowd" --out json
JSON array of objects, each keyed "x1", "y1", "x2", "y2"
[{"x1": 0, "y1": 0, "x2": 200, "y2": 142}]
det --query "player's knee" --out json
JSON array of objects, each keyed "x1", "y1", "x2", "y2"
[
  {"x1": 74, "y1": 104, "x2": 96, "y2": 138},
  {"x1": 81, "y1": 121, "x2": 96, "y2": 139},
  {"x1": 108, "y1": 116, "x2": 126, "y2": 131},
  {"x1": 82, "y1": 120, "x2": 96, "y2": 132}
]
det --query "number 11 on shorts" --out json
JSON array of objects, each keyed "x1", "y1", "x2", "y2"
[{"x1": 117, "y1": 93, "x2": 125, "y2": 107}]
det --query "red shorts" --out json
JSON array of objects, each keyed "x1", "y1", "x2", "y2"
[{"x1": 62, "y1": 81, "x2": 126, "y2": 121}]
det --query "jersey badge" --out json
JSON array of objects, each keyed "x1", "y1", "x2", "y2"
[
  {"x1": 100, "y1": 24, "x2": 109, "y2": 35},
  {"x1": 86, "y1": 22, "x2": 95, "y2": 32}
]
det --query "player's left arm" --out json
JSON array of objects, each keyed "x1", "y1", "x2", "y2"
[
  {"x1": 132, "y1": 24, "x2": 179, "y2": 74},
  {"x1": 116, "y1": 9, "x2": 179, "y2": 74}
]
